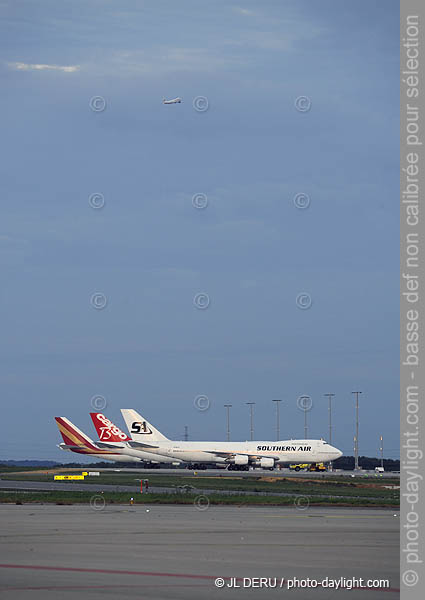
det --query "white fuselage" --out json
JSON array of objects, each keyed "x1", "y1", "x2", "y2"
[{"x1": 126, "y1": 439, "x2": 342, "y2": 465}]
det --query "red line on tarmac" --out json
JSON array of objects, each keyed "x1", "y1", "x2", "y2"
[
  {"x1": 0, "y1": 584, "x2": 207, "y2": 591},
  {"x1": 0, "y1": 565, "x2": 400, "y2": 593},
  {"x1": 0, "y1": 564, "x2": 220, "y2": 580}
]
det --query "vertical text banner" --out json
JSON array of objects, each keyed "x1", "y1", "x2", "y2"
[{"x1": 400, "y1": 0, "x2": 424, "y2": 598}]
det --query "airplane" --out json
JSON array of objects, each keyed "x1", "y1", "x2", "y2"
[
  {"x1": 120, "y1": 409, "x2": 343, "y2": 471},
  {"x1": 88, "y1": 412, "x2": 181, "y2": 466},
  {"x1": 54, "y1": 416, "x2": 182, "y2": 466},
  {"x1": 163, "y1": 97, "x2": 182, "y2": 104}
]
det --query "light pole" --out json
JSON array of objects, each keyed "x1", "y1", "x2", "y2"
[
  {"x1": 272, "y1": 399, "x2": 282, "y2": 441},
  {"x1": 380, "y1": 435, "x2": 384, "y2": 469},
  {"x1": 324, "y1": 394, "x2": 335, "y2": 470},
  {"x1": 246, "y1": 402, "x2": 255, "y2": 441},
  {"x1": 184, "y1": 425, "x2": 188, "y2": 441},
  {"x1": 224, "y1": 404, "x2": 232, "y2": 442},
  {"x1": 352, "y1": 391, "x2": 362, "y2": 470}
]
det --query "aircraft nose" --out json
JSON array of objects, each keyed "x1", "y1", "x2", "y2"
[{"x1": 334, "y1": 447, "x2": 343, "y2": 459}]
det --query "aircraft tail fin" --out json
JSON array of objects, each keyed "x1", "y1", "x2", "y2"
[
  {"x1": 55, "y1": 417, "x2": 99, "y2": 451},
  {"x1": 120, "y1": 409, "x2": 170, "y2": 441},
  {"x1": 90, "y1": 412, "x2": 131, "y2": 442}
]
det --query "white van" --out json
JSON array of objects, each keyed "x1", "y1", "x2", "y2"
[{"x1": 375, "y1": 466, "x2": 384, "y2": 473}]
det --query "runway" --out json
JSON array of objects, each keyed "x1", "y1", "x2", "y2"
[
  {"x1": 25, "y1": 467, "x2": 397, "y2": 479},
  {"x1": 0, "y1": 504, "x2": 399, "y2": 599}
]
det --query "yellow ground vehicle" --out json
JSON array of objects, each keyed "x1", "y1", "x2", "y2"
[
  {"x1": 308, "y1": 462, "x2": 327, "y2": 472},
  {"x1": 289, "y1": 463, "x2": 327, "y2": 472},
  {"x1": 289, "y1": 463, "x2": 309, "y2": 472}
]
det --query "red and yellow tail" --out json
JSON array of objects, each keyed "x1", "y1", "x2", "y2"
[{"x1": 55, "y1": 416, "x2": 100, "y2": 453}]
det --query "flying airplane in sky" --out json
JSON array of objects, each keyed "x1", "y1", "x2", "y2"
[
  {"x1": 120, "y1": 409, "x2": 343, "y2": 471},
  {"x1": 54, "y1": 416, "x2": 181, "y2": 465},
  {"x1": 163, "y1": 97, "x2": 182, "y2": 104}
]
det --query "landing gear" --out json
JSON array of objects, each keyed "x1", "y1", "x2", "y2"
[
  {"x1": 187, "y1": 463, "x2": 207, "y2": 470},
  {"x1": 227, "y1": 464, "x2": 249, "y2": 471}
]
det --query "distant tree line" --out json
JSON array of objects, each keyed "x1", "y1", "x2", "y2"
[{"x1": 333, "y1": 456, "x2": 400, "y2": 471}]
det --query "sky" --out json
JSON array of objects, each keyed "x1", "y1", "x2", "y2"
[{"x1": 0, "y1": 0, "x2": 400, "y2": 461}]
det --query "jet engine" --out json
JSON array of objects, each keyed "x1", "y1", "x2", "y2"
[
  {"x1": 259, "y1": 457, "x2": 275, "y2": 469},
  {"x1": 233, "y1": 455, "x2": 249, "y2": 465}
]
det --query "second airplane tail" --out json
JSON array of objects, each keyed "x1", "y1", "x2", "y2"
[
  {"x1": 90, "y1": 412, "x2": 131, "y2": 442},
  {"x1": 121, "y1": 409, "x2": 170, "y2": 441}
]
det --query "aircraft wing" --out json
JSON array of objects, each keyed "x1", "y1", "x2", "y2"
[
  {"x1": 96, "y1": 441, "x2": 126, "y2": 449},
  {"x1": 127, "y1": 441, "x2": 160, "y2": 449},
  {"x1": 58, "y1": 444, "x2": 86, "y2": 450}
]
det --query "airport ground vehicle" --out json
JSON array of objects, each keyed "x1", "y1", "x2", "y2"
[
  {"x1": 308, "y1": 462, "x2": 327, "y2": 471},
  {"x1": 290, "y1": 462, "x2": 327, "y2": 472},
  {"x1": 289, "y1": 463, "x2": 309, "y2": 471}
]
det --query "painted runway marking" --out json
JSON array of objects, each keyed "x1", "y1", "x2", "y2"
[
  {"x1": 0, "y1": 564, "x2": 218, "y2": 580},
  {"x1": 0, "y1": 565, "x2": 400, "y2": 593}
]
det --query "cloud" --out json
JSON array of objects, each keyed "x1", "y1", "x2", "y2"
[
  {"x1": 233, "y1": 7, "x2": 257, "y2": 17},
  {"x1": 8, "y1": 62, "x2": 80, "y2": 73}
]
